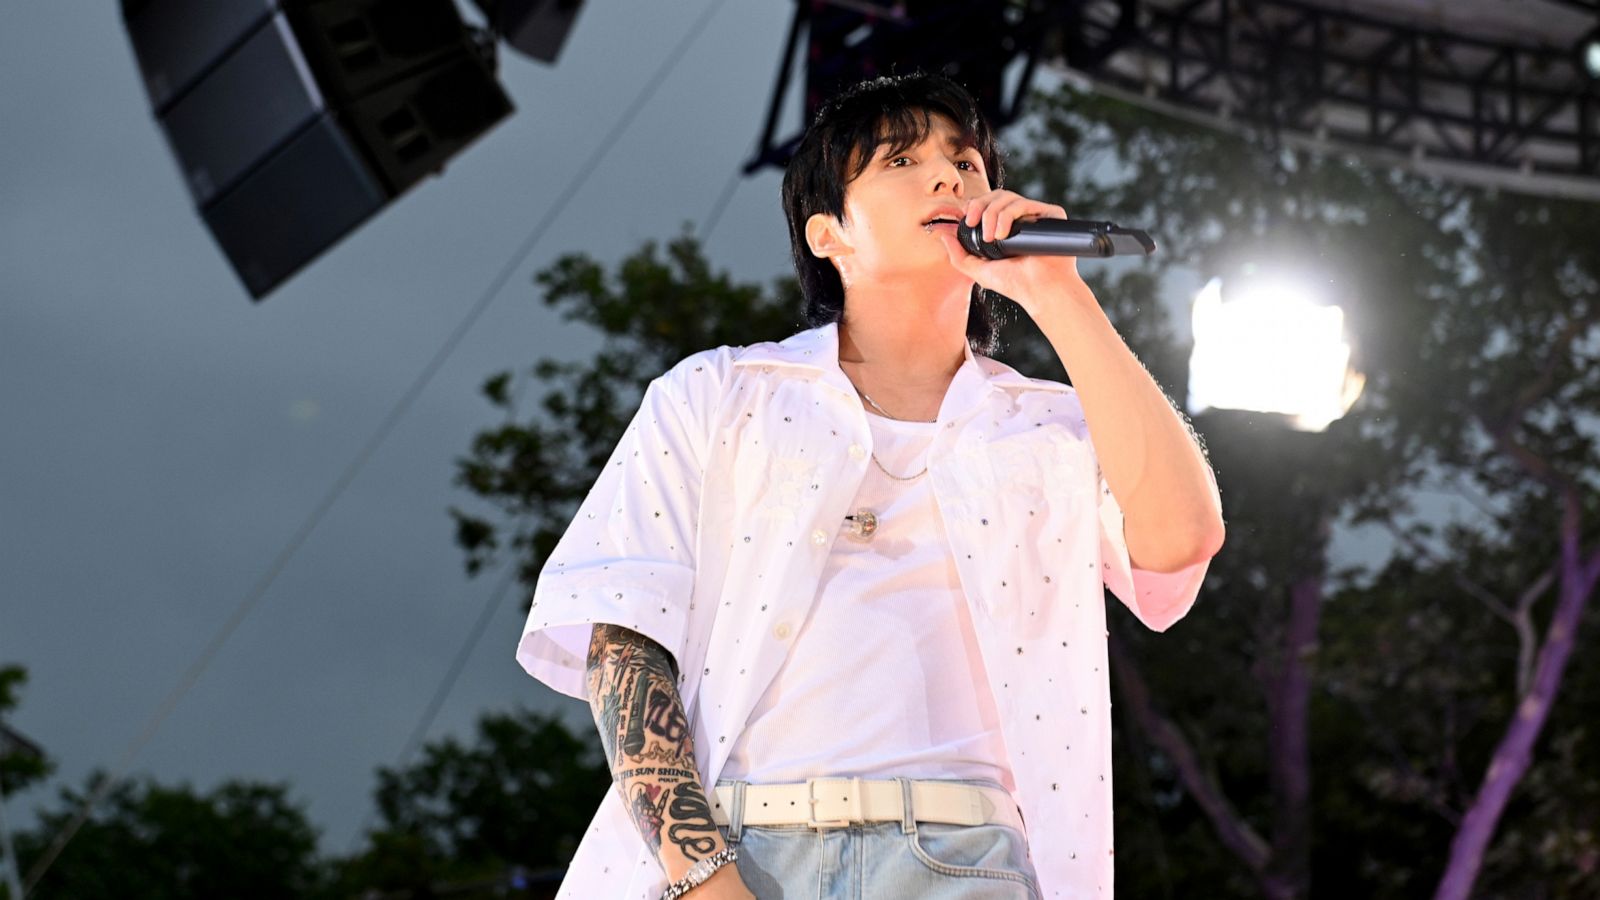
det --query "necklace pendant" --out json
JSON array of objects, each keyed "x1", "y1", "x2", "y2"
[{"x1": 843, "y1": 508, "x2": 879, "y2": 542}]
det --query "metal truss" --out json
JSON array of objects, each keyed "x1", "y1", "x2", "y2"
[
  {"x1": 743, "y1": 0, "x2": 1070, "y2": 173},
  {"x1": 748, "y1": 0, "x2": 1600, "y2": 192},
  {"x1": 1069, "y1": 0, "x2": 1600, "y2": 179}
]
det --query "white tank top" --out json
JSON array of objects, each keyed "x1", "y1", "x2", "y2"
[{"x1": 721, "y1": 409, "x2": 1014, "y2": 790}]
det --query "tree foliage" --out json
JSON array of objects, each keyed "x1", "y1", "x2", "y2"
[
  {"x1": 332, "y1": 709, "x2": 610, "y2": 897},
  {"x1": 0, "y1": 665, "x2": 51, "y2": 798},
  {"x1": 14, "y1": 773, "x2": 323, "y2": 900}
]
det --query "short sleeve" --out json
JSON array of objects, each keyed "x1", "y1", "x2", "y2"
[
  {"x1": 515, "y1": 349, "x2": 728, "y2": 700},
  {"x1": 1097, "y1": 461, "x2": 1215, "y2": 633}
]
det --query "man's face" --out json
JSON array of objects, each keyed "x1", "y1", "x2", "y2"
[{"x1": 812, "y1": 112, "x2": 992, "y2": 284}]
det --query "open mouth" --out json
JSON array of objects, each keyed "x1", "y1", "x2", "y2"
[{"x1": 922, "y1": 216, "x2": 962, "y2": 230}]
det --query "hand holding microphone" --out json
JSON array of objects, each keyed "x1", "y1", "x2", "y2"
[
  {"x1": 955, "y1": 217, "x2": 1155, "y2": 259},
  {"x1": 932, "y1": 190, "x2": 1156, "y2": 319}
]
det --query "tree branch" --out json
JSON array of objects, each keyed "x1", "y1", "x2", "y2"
[
  {"x1": 1478, "y1": 308, "x2": 1600, "y2": 494},
  {"x1": 1509, "y1": 568, "x2": 1557, "y2": 697},
  {"x1": 1378, "y1": 512, "x2": 1559, "y2": 698},
  {"x1": 1504, "y1": 310, "x2": 1599, "y2": 421},
  {"x1": 1433, "y1": 488, "x2": 1598, "y2": 899},
  {"x1": 1328, "y1": 684, "x2": 1463, "y2": 826},
  {"x1": 1107, "y1": 630, "x2": 1275, "y2": 884},
  {"x1": 1379, "y1": 520, "x2": 1517, "y2": 623}
]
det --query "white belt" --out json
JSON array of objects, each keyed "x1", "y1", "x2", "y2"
[{"x1": 709, "y1": 777, "x2": 1022, "y2": 831}]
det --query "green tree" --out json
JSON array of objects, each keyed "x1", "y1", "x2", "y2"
[
  {"x1": 1319, "y1": 497, "x2": 1600, "y2": 897},
  {"x1": 0, "y1": 666, "x2": 51, "y2": 797},
  {"x1": 1404, "y1": 189, "x2": 1600, "y2": 899},
  {"x1": 1311, "y1": 189, "x2": 1600, "y2": 898},
  {"x1": 2, "y1": 665, "x2": 52, "y2": 900},
  {"x1": 14, "y1": 773, "x2": 324, "y2": 900},
  {"x1": 333, "y1": 709, "x2": 611, "y2": 898}
]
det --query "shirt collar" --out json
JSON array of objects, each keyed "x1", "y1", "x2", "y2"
[{"x1": 731, "y1": 321, "x2": 1068, "y2": 421}]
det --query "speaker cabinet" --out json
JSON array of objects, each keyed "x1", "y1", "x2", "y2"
[{"x1": 124, "y1": 0, "x2": 513, "y2": 299}]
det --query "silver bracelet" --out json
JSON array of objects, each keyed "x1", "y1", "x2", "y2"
[{"x1": 660, "y1": 847, "x2": 738, "y2": 900}]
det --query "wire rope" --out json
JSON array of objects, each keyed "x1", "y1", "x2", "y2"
[{"x1": 698, "y1": 155, "x2": 748, "y2": 244}]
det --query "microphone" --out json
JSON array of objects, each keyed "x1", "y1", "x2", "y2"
[{"x1": 956, "y1": 218, "x2": 1156, "y2": 260}]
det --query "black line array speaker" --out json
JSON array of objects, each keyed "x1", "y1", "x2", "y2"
[
  {"x1": 472, "y1": 0, "x2": 586, "y2": 64},
  {"x1": 123, "y1": 0, "x2": 514, "y2": 299}
]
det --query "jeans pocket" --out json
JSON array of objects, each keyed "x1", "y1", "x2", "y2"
[{"x1": 906, "y1": 822, "x2": 1039, "y2": 894}]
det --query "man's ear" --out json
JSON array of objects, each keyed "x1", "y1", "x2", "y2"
[{"x1": 805, "y1": 212, "x2": 850, "y2": 261}]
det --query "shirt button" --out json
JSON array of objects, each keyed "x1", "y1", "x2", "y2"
[
  {"x1": 848, "y1": 443, "x2": 865, "y2": 460},
  {"x1": 811, "y1": 529, "x2": 828, "y2": 546},
  {"x1": 773, "y1": 623, "x2": 792, "y2": 639}
]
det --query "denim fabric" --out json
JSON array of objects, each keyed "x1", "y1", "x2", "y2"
[{"x1": 715, "y1": 778, "x2": 1041, "y2": 900}]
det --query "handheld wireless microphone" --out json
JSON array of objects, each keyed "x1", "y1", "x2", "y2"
[{"x1": 956, "y1": 218, "x2": 1156, "y2": 259}]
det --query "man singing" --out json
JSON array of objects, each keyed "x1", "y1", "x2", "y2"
[{"x1": 516, "y1": 72, "x2": 1223, "y2": 899}]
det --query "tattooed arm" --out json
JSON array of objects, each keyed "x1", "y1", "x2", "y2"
[{"x1": 585, "y1": 624, "x2": 748, "y2": 892}]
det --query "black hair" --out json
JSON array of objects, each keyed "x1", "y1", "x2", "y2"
[{"x1": 781, "y1": 71, "x2": 1007, "y2": 356}]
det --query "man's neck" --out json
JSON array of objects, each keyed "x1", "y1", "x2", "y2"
[{"x1": 836, "y1": 278, "x2": 970, "y2": 388}]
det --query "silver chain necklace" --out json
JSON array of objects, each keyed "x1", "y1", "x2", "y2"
[
  {"x1": 840, "y1": 369, "x2": 936, "y2": 542},
  {"x1": 851, "y1": 387, "x2": 931, "y2": 482}
]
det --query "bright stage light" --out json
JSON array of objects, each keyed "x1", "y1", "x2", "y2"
[
  {"x1": 1187, "y1": 276, "x2": 1365, "y2": 432},
  {"x1": 1585, "y1": 40, "x2": 1600, "y2": 79}
]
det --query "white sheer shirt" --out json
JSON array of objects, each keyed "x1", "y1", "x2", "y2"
[{"x1": 517, "y1": 322, "x2": 1212, "y2": 899}]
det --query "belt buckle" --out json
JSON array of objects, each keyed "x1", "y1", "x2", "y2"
[{"x1": 805, "y1": 777, "x2": 859, "y2": 829}]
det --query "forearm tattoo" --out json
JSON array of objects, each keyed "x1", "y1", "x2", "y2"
[{"x1": 586, "y1": 624, "x2": 720, "y2": 863}]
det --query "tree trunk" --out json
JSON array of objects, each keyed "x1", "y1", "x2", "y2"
[
  {"x1": 1264, "y1": 574, "x2": 1320, "y2": 898},
  {"x1": 1107, "y1": 630, "x2": 1280, "y2": 894},
  {"x1": 1433, "y1": 493, "x2": 1600, "y2": 899},
  {"x1": 1108, "y1": 558, "x2": 1325, "y2": 900}
]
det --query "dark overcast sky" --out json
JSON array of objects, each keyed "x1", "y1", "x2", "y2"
[{"x1": 0, "y1": 1, "x2": 802, "y2": 853}]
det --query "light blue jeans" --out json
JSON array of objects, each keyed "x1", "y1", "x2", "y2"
[{"x1": 714, "y1": 777, "x2": 1041, "y2": 900}]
